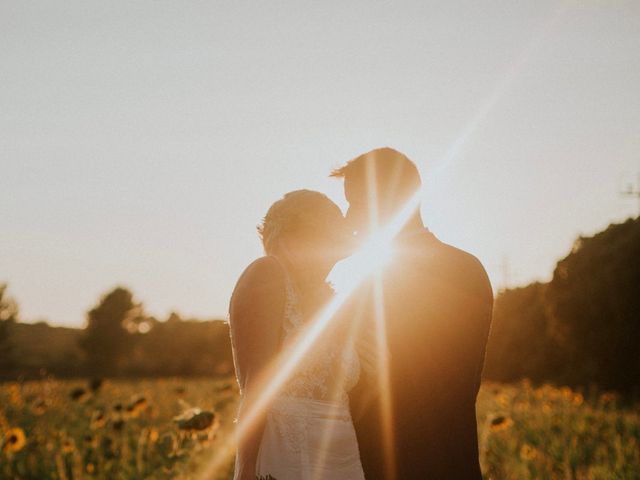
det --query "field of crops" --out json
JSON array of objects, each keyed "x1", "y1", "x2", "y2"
[{"x1": 1, "y1": 378, "x2": 638, "y2": 479}]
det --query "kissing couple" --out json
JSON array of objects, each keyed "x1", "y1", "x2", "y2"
[{"x1": 229, "y1": 147, "x2": 494, "y2": 479}]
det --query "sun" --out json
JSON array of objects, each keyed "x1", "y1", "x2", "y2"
[
  {"x1": 199, "y1": 187, "x2": 425, "y2": 479},
  {"x1": 328, "y1": 187, "x2": 423, "y2": 293},
  {"x1": 327, "y1": 233, "x2": 395, "y2": 295}
]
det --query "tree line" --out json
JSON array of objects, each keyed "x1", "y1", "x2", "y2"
[
  {"x1": 0, "y1": 285, "x2": 233, "y2": 380},
  {"x1": 1, "y1": 216, "x2": 638, "y2": 392},
  {"x1": 482, "y1": 216, "x2": 640, "y2": 393}
]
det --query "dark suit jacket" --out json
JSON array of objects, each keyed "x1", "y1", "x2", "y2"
[{"x1": 349, "y1": 228, "x2": 493, "y2": 480}]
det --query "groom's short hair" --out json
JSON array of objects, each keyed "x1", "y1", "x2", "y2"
[{"x1": 331, "y1": 147, "x2": 421, "y2": 215}]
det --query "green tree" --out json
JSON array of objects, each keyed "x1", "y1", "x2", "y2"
[
  {"x1": 79, "y1": 286, "x2": 140, "y2": 376},
  {"x1": 546, "y1": 217, "x2": 640, "y2": 392},
  {"x1": 483, "y1": 282, "x2": 562, "y2": 383},
  {"x1": 123, "y1": 312, "x2": 233, "y2": 377}
]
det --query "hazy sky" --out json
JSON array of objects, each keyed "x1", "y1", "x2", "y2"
[{"x1": 2, "y1": 1, "x2": 639, "y2": 327}]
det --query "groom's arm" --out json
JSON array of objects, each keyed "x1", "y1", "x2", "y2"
[
  {"x1": 446, "y1": 253, "x2": 494, "y2": 399},
  {"x1": 419, "y1": 251, "x2": 493, "y2": 477},
  {"x1": 466, "y1": 259, "x2": 493, "y2": 395},
  {"x1": 423, "y1": 248, "x2": 494, "y2": 402}
]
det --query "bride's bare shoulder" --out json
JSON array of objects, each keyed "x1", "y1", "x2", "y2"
[
  {"x1": 230, "y1": 256, "x2": 286, "y2": 309},
  {"x1": 237, "y1": 256, "x2": 284, "y2": 285}
]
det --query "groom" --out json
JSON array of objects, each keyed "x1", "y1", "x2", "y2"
[{"x1": 332, "y1": 147, "x2": 494, "y2": 479}]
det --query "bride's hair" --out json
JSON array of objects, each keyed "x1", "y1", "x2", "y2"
[{"x1": 258, "y1": 189, "x2": 344, "y2": 256}]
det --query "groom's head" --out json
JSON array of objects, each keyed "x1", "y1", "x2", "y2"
[{"x1": 331, "y1": 147, "x2": 422, "y2": 239}]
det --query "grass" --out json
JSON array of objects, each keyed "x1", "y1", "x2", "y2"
[
  {"x1": 1, "y1": 378, "x2": 638, "y2": 479},
  {"x1": 477, "y1": 381, "x2": 639, "y2": 479}
]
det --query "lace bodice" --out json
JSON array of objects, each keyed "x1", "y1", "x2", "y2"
[{"x1": 279, "y1": 275, "x2": 360, "y2": 403}]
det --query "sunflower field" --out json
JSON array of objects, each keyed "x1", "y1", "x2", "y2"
[{"x1": 1, "y1": 378, "x2": 639, "y2": 479}]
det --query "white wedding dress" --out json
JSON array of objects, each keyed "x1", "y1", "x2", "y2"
[{"x1": 244, "y1": 275, "x2": 365, "y2": 480}]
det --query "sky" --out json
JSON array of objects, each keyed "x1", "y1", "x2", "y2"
[{"x1": 1, "y1": 0, "x2": 639, "y2": 328}]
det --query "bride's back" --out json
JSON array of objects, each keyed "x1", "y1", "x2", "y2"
[
  {"x1": 278, "y1": 269, "x2": 360, "y2": 403},
  {"x1": 229, "y1": 189, "x2": 365, "y2": 480}
]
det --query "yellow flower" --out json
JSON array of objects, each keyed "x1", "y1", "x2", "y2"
[
  {"x1": 520, "y1": 443, "x2": 538, "y2": 461},
  {"x1": 125, "y1": 395, "x2": 148, "y2": 418},
  {"x1": 8, "y1": 384, "x2": 22, "y2": 407},
  {"x1": 572, "y1": 393, "x2": 584, "y2": 406},
  {"x1": 61, "y1": 438, "x2": 75, "y2": 454},
  {"x1": 174, "y1": 408, "x2": 217, "y2": 431},
  {"x1": 70, "y1": 387, "x2": 90, "y2": 403},
  {"x1": 32, "y1": 399, "x2": 46, "y2": 416},
  {"x1": 90, "y1": 410, "x2": 107, "y2": 429},
  {"x1": 83, "y1": 434, "x2": 98, "y2": 449},
  {"x1": 496, "y1": 393, "x2": 510, "y2": 409},
  {"x1": 3, "y1": 428, "x2": 26, "y2": 453},
  {"x1": 489, "y1": 415, "x2": 513, "y2": 432},
  {"x1": 148, "y1": 428, "x2": 159, "y2": 443},
  {"x1": 599, "y1": 392, "x2": 617, "y2": 405}
]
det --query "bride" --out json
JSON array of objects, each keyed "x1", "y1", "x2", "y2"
[{"x1": 229, "y1": 189, "x2": 365, "y2": 480}]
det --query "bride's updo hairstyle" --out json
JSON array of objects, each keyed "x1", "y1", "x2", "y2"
[{"x1": 258, "y1": 189, "x2": 346, "y2": 258}]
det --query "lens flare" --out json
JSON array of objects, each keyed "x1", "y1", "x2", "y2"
[
  {"x1": 327, "y1": 234, "x2": 394, "y2": 294},
  {"x1": 199, "y1": 188, "x2": 423, "y2": 479}
]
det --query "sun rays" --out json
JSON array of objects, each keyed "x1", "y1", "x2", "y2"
[
  {"x1": 198, "y1": 7, "x2": 574, "y2": 463},
  {"x1": 433, "y1": 0, "x2": 573, "y2": 178},
  {"x1": 199, "y1": 183, "x2": 423, "y2": 479},
  {"x1": 200, "y1": 9, "x2": 578, "y2": 468}
]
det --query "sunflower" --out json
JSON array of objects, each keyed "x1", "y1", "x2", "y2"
[
  {"x1": 32, "y1": 399, "x2": 46, "y2": 416},
  {"x1": 8, "y1": 384, "x2": 22, "y2": 406},
  {"x1": 174, "y1": 408, "x2": 217, "y2": 431},
  {"x1": 3, "y1": 428, "x2": 26, "y2": 453},
  {"x1": 489, "y1": 415, "x2": 514, "y2": 432},
  {"x1": 88, "y1": 378, "x2": 104, "y2": 393},
  {"x1": 125, "y1": 395, "x2": 148, "y2": 418},
  {"x1": 520, "y1": 443, "x2": 538, "y2": 461},
  {"x1": 83, "y1": 434, "x2": 98, "y2": 449},
  {"x1": 61, "y1": 438, "x2": 76, "y2": 454},
  {"x1": 111, "y1": 418, "x2": 125, "y2": 432},
  {"x1": 70, "y1": 387, "x2": 90, "y2": 403},
  {"x1": 90, "y1": 410, "x2": 107, "y2": 429},
  {"x1": 599, "y1": 392, "x2": 618, "y2": 406},
  {"x1": 148, "y1": 428, "x2": 159, "y2": 443}
]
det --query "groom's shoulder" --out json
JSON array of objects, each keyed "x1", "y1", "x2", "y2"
[
  {"x1": 419, "y1": 231, "x2": 480, "y2": 265},
  {"x1": 440, "y1": 240, "x2": 485, "y2": 272},
  {"x1": 424, "y1": 234, "x2": 492, "y2": 295}
]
